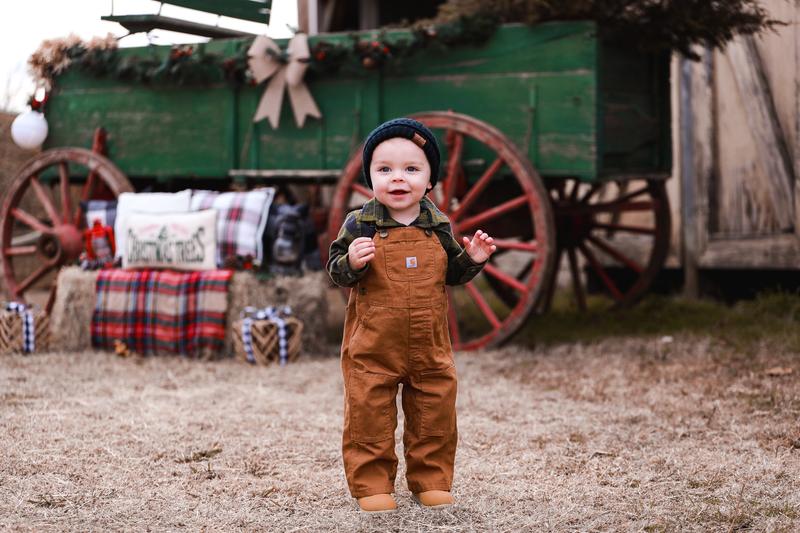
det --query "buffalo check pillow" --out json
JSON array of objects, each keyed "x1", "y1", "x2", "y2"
[{"x1": 190, "y1": 188, "x2": 275, "y2": 266}]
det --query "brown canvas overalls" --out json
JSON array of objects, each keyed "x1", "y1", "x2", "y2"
[{"x1": 341, "y1": 225, "x2": 457, "y2": 498}]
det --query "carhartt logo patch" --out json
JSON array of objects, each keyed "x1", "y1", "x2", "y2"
[{"x1": 406, "y1": 256, "x2": 418, "y2": 268}]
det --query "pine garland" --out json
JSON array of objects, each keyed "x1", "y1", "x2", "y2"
[
  {"x1": 417, "y1": 0, "x2": 782, "y2": 59},
  {"x1": 31, "y1": 0, "x2": 779, "y2": 89}
]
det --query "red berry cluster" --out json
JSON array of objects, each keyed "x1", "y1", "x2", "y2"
[{"x1": 169, "y1": 45, "x2": 194, "y2": 60}]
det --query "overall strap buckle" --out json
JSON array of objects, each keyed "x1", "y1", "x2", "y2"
[{"x1": 378, "y1": 229, "x2": 388, "y2": 238}]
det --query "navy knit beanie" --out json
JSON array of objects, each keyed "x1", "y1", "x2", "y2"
[{"x1": 361, "y1": 117, "x2": 440, "y2": 189}]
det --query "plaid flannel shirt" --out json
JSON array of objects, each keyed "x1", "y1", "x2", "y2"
[{"x1": 327, "y1": 196, "x2": 486, "y2": 287}]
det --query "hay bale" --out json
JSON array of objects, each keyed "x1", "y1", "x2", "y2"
[
  {"x1": 50, "y1": 267, "x2": 331, "y2": 357},
  {"x1": 50, "y1": 267, "x2": 97, "y2": 352},
  {"x1": 226, "y1": 271, "x2": 329, "y2": 356}
]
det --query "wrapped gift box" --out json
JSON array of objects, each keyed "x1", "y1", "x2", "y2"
[
  {"x1": 0, "y1": 303, "x2": 49, "y2": 355},
  {"x1": 233, "y1": 308, "x2": 303, "y2": 365}
]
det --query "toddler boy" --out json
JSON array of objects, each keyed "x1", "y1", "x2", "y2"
[{"x1": 327, "y1": 117, "x2": 496, "y2": 513}]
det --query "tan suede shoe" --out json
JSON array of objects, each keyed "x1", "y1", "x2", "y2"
[
  {"x1": 412, "y1": 490, "x2": 455, "y2": 509},
  {"x1": 357, "y1": 493, "x2": 398, "y2": 513}
]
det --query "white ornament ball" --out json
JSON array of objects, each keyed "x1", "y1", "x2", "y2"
[{"x1": 11, "y1": 110, "x2": 49, "y2": 150}]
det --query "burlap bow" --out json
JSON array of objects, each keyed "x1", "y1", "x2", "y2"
[{"x1": 247, "y1": 33, "x2": 322, "y2": 129}]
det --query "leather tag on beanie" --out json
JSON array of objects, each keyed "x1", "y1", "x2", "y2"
[{"x1": 411, "y1": 132, "x2": 427, "y2": 148}]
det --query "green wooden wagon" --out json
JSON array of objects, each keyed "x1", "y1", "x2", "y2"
[{"x1": 1, "y1": 16, "x2": 671, "y2": 349}]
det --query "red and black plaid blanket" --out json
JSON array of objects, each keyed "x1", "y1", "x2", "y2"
[{"x1": 91, "y1": 269, "x2": 233, "y2": 357}]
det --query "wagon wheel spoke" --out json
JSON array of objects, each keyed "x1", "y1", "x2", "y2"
[
  {"x1": 607, "y1": 181, "x2": 629, "y2": 229},
  {"x1": 539, "y1": 246, "x2": 563, "y2": 312},
  {"x1": 492, "y1": 239, "x2": 538, "y2": 254},
  {"x1": 587, "y1": 234, "x2": 644, "y2": 274},
  {"x1": 582, "y1": 199, "x2": 656, "y2": 214},
  {"x1": 566, "y1": 246, "x2": 586, "y2": 311},
  {"x1": 579, "y1": 183, "x2": 602, "y2": 204},
  {"x1": 45, "y1": 283, "x2": 58, "y2": 314},
  {"x1": 554, "y1": 179, "x2": 567, "y2": 201},
  {"x1": 464, "y1": 281, "x2": 501, "y2": 329},
  {"x1": 16, "y1": 262, "x2": 54, "y2": 295},
  {"x1": 4, "y1": 245, "x2": 37, "y2": 256},
  {"x1": 456, "y1": 194, "x2": 528, "y2": 234},
  {"x1": 11, "y1": 207, "x2": 53, "y2": 234},
  {"x1": 351, "y1": 181, "x2": 372, "y2": 199},
  {"x1": 441, "y1": 131, "x2": 464, "y2": 211},
  {"x1": 74, "y1": 168, "x2": 99, "y2": 226},
  {"x1": 592, "y1": 222, "x2": 656, "y2": 236},
  {"x1": 446, "y1": 287, "x2": 461, "y2": 347},
  {"x1": 28, "y1": 175, "x2": 61, "y2": 226},
  {"x1": 450, "y1": 158, "x2": 503, "y2": 222},
  {"x1": 568, "y1": 180, "x2": 581, "y2": 202},
  {"x1": 483, "y1": 262, "x2": 528, "y2": 294},
  {"x1": 59, "y1": 162, "x2": 73, "y2": 223},
  {"x1": 585, "y1": 185, "x2": 652, "y2": 213},
  {"x1": 577, "y1": 242, "x2": 623, "y2": 301}
]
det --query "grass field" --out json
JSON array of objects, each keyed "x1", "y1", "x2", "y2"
[{"x1": 1, "y1": 293, "x2": 799, "y2": 531}]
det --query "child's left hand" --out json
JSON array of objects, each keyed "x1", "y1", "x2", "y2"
[{"x1": 462, "y1": 229, "x2": 496, "y2": 264}]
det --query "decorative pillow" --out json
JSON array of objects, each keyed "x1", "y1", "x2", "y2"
[
  {"x1": 122, "y1": 209, "x2": 217, "y2": 271},
  {"x1": 115, "y1": 190, "x2": 192, "y2": 259},
  {"x1": 190, "y1": 188, "x2": 275, "y2": 266},
  {"x1": 81, "y1": 200, "x2": 117, "y2": 229}
]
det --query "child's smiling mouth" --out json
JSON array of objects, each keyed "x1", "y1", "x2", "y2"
[{"x1": 389, "y1": 190, "x2": 409, "y2": 196}]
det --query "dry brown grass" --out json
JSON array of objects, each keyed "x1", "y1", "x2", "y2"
[{"x1": 1, "y1": 336, "x2": 798, "y2": 531}]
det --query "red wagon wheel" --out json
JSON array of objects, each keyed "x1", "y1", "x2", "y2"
[
  {"x1": 1, "y1": 147, "x2": 133, "y2": 311},
  {"x1": 327, "y1": 111, "x2": 555, "y2": 350},
  {"x1": 536, "y1": 177, "x2": 671, "y2": 311}
]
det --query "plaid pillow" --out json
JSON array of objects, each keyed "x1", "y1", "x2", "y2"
[
  {"x1": 190, "y1": 188, "x2": 275, "y2": 266},
  {"x1": 81, "y1": 200, "x2": 117, "y2": 228}
]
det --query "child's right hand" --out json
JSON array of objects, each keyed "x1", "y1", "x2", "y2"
[{"x1": 348, "y1": 237, "x2": 375, "y2": 271}]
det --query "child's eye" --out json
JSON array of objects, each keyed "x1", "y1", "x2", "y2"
[
  {"x1": 406, "y1": 166, "x2": 419, "y2": 172},
  {"x1": 377, "y1": 166, "x2": 390, "y2": 172}
]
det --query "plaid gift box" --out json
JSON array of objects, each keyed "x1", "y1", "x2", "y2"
[
  {"x1": 0, "y1": 302, "x2": 49, "y2": 355},
  {"x1": 232, "y1": 306, "x2": 303, "y2": 366},
  {"x1": 190, "y1": 188, "x2": 275, "y2": 267}
]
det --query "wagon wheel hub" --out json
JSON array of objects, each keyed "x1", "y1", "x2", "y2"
[
  {"x1": 555, "y1": 208, "x2": 593, "y2": 249},
  {"x1": 45, "y1": 224, "x2": 84, "y2": 261}
]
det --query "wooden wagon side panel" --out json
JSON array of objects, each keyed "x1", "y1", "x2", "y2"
[
  {"x1": 45, "y1": 40, "x2": 244, "y2": 181},
  {"x1": 380, "y1": 22, "x2": 599, "y2": 180}
]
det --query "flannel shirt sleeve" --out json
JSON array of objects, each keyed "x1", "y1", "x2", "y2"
[
  {"x1": 437, "y1": 223, "x2": 486, "y2": 285},
  {"x1": 326, "y1": 211, "x2": 371, "y2": 287}
]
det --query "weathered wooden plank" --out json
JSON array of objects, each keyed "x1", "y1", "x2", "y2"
[
  {"x1": 795, "y1": 0, "x2": 800, "y2": 238},
  {"x1": 165, "y1": 0, "x2": 271, "y2": 23},
  {"x1": 726, "y1": 34, "x2": 794, "y2": 229},
  {"x1": 679, "y1": 45, "x2": 714, "y2": 296},
  {"x1": 699, "y1": 234, "x2": 800, "y2": 268}
]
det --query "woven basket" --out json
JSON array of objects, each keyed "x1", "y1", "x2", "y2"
[
  {"x1": 233, "y1": 316, "x2": 303, "y2": 365},
  {"x1": 0, "y1": 309, "x2": 50, "y2": 355}
]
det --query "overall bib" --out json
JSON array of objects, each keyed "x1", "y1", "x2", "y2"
[{"x1": 341, "y1": 226, "x2": 458, "y2": 498}]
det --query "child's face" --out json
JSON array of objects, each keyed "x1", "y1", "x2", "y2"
[{"x1": 369, "y1": 137, "x2": 432, "y2": 213}]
